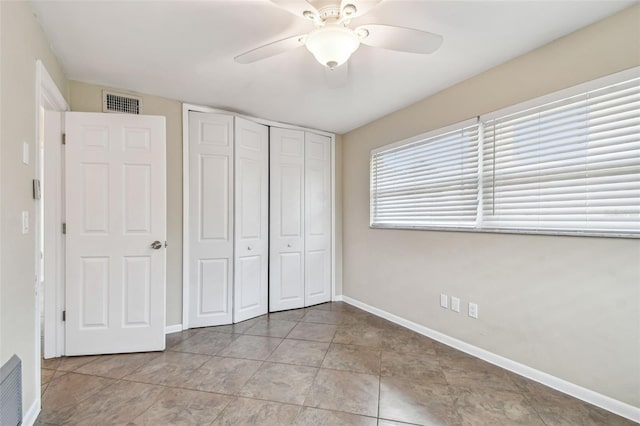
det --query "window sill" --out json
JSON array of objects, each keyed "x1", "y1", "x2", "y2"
[{"x1": 369, "y1": 224, "x2": 640, "y2": 239}]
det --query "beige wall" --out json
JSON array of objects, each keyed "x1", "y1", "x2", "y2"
[
  {"x1": 1, "y1": 0, "x2": 4, "y2": 377},
  {"x1": 342, "y1": 5, "x2": 640, "y2": 407},
  {"x1": 69, "y1": 81, "x2": 184, "y2": 326},
  {"x1": 1, "y1": 0, "x2": 69, "y2": 415}
]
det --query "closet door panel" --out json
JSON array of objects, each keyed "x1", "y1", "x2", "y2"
[
  {"x1": 270, "y1": 128, "x2": 306, "y2": 312},
  {"x1": 304, "y1": 132, "x2": 332, "y2": 307},
  {"x1": 189, "y1": 112, "x2": 234, "y2": 327},
  {"x1": 234, "y1": 118, "x2": 269, "y2": 322}
]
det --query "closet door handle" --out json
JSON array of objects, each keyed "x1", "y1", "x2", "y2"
[
  {"x1": 287, "y1": 243, "x2": 292, "y2": 248},
  {"x1": 247, "y1": 246, "x2": 252, "y2": 251}
]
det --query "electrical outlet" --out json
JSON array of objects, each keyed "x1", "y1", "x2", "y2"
[
  {"x1": 451, "y1": 297, "x2": 460, "y2": 313},
  {"x1": 440, "y1": 293, "x2": 448, "y2": 309},
  {"x1": 468, "y1": 302, "x2": 478, "y2": 319}
]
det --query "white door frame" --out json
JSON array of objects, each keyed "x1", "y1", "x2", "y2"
[
  {"x1": 35, "y1": 60, "x2": 69, "y2": 410},
  {"x1": 182, "y1": 104, "x2": 337, "y2": 329}
]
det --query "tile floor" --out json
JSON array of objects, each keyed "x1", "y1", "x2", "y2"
[{"x1": 37, "y1": 302, "x2": 634, "y2": 425}]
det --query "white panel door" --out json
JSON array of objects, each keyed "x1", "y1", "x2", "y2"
[
  {"x1": 189, "y1": 112, "x2": 234, "y2": 327},
  {"x1": 304, "y1": 132, "x2": 332, "y2": 307},
  {"x1": 234, "y1": 118, "x2": 269, "y2": 322},
  {"x1": 269, "y1": 128, "x2": 306, "y2": 312},
  {"x1": 65, "y1": 112, "x2": 166, "y2": 355}
]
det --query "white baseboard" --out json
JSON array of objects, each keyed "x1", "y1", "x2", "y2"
[
  {"x1": 165, "y1": 324, "x2": 183, "y2": 334},
  {"x1": 341, "y1": 295, "x2": 640, "y2": 423},
  {"x1": 332, "y1": 294, "x2": 344, "y2": 302},
  {"x1": 22, "y1": 398, "x2": 40, "y2": 426}
]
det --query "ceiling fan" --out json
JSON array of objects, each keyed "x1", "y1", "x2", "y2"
[{"x1": 234, "y1": 0, "x2": 443, "y2": 84}]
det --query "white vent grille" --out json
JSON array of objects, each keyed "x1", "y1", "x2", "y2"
[
  {"x1": 102, "y1": 91, "x2": 142, "y2": 114},
  {"x1": 0, "y1": 355, "x2": 22, "y2": 426}
]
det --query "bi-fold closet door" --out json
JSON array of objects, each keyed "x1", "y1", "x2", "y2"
[
  {"x1": 188, "y1": 112, "x2": 268, "y2": 327},
  {"x1": 270, "y1": 128, "x2": 332, "y2": 312},
  {"x1": 234, "y1": 117, "x2": 269, "y2": 323}
]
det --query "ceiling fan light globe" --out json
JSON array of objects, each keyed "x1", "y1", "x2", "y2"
[{"x1": 305, "y1": 26, "x2": 360, "y2": 68}]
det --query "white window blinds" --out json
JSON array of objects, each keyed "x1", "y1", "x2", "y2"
[
  {"x1": 482, "y1": 77, "x2": 640, "y2": 234},
  {"x1": 369, "y1": 68, "x2": 640, "y2": 237},
  {"x1": 370, "y1": 122, "x2": 479, "y2": 228}
]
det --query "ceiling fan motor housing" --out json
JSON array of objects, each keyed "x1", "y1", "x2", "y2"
[{"x1": 317, "y1": 5, "x2": 341, "y2": 21}]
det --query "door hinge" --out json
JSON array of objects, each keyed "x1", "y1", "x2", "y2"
[
  {"x1": 62, "y1": 133, "x2": 66, "y2": 145},
  {"x1": 62, "y1": 223, "x2": 66, "y2": 234},
  {"x1": 33, "y1": 179, "x2": 41, "y2": 200},
  {"x1": 62, "y1": 310, "x2": 66, "y2": 322}
]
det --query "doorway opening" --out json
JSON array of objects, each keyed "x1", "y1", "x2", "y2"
[{"x1": 35, "y1": 60, "x2": 69, "y2": 419}]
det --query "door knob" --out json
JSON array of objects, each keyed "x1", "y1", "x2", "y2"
[
  {"x1": 151, "y1": 241, "x2": 162, "y2": 250},
  {"x1": 247, "y1": 246, "x2": 252, "y2": 251},
  {"x1": 287, "y1": 243, "x2": 292, "y2": 248}
]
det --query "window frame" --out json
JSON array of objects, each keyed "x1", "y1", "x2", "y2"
[{"x1": 369, "y1": 66, "x2": 640, "y2": 239}]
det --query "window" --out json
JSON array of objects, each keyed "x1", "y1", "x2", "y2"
[
  {"x1": 371, "y1": 120, "x2": 479, "y2": 228},
  {"x1": 370, "y1": 69, "x2": 640, "y2": 237}
]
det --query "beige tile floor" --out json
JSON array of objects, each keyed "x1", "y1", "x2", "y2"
[{"x1": 37, "y1": 302, "x2": 634, "y2": 425}]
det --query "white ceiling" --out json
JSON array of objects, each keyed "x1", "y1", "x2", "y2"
[{"x1": 31, "y1": 0, "x2": 634, "y2": 134}]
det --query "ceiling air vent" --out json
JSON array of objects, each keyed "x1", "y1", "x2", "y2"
[{"x1": 102, "y1": 90, "x2": 142, "y2": 114}]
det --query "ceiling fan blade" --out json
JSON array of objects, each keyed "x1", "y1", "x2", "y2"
[
  {"x1": 270, "y1": 0, "x2": 319, "y2": 21},
  {"x1": 325, "y1": 61, "x2": 349, "y2": 89},
  {"x1": 357, "y1": 24, "x2": 443, "y2": 54},
  {"x1": 234, "y1": 35, "x2": 306, "y2": 64},
  {"x1": 341, "y1": 0, "x2": 382, "y2": 19}
]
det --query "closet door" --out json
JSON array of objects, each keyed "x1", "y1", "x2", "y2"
[
  {"x1": 234, "y1": 118, "x2": 269, "y2": 322},
  {"x1": 270, "y1": 128, "x2": 306, "y2": 311},
  {"x1": 188, "y1": 112, "x2": 234, "y2": 327},
  {"x1": 304, "y1": 132, "x2": 332, "y2": 306}
]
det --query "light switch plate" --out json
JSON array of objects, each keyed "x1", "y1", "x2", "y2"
[
  {"x1": 440, "y1": 293, "x2": 448, "y2": 309},
  {"x1": 22, "y1": 211, "x2": 29, "y2": 234},
  {"x1": 451, "y1": 297, "x2": 460, "y2": 313},
  {"x1": 468, "y1": 302, "x2": 478, "y2": 319},
  {"x1": 23, "y1": 142, "x2": 29, "y2": 165}
]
